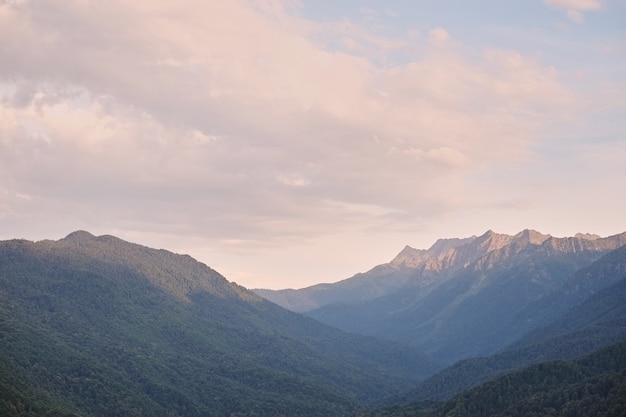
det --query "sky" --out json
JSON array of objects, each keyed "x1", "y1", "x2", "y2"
[{"x1": 1, "y1": 0, "x2": 625, "y2": 290}]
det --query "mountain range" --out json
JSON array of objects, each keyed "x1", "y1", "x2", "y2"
[
  {"x1": 386, "y1": 244, "x2": 626, "y2": 406},
  {"x1": 0, "y1": 231, "x2": 437, "y2": 417},
  {"x1": 256, "y1": 229, "x2": 626, "y2": 363},
  {"x1": 2, "y1": 229, "x2": 626, "y2": 416}
]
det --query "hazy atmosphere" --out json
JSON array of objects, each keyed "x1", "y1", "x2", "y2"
[{"x1": 1, "y1": 0, "x2": 625, "y2": 289}]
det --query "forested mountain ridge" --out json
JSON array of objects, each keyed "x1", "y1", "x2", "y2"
[
  {"x1": 439, "y1": 338, "x2": 626, "y2": 417},
  {"x1": 258, "y1": 229, "x2": 626, "y2": 363},
  {"x1": 370, "y1": 338, "x2": 626, "y2": 417},
  {"x1": 7, "y1": 230, "x2": 250, "y2": 302},
  {"x1": 0, "y1": 232, "x2": 439, "y2": 417},
  {"x1": 388, "y1": 245, "x2": 626, "y2": 405}
]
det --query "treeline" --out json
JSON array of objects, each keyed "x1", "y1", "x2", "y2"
[{"x1": 368, "y1": 338, "x2": 626, "y2": 417}]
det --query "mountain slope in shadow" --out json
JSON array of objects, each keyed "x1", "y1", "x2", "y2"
[
  {"x1": 388, "y1": 244, "x2": 626, "y2": 406},
  {"x1": 0, "y1": 231, "x2": 439, "y2": 417}
]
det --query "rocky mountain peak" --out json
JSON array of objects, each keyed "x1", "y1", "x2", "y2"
[
  {"x1": 575, "y1": 233, "x2": 601, "y2": 240},
  {"x1": 428, "y1": 236, "x2": 477, "y2": 257},
  {"x1": 543, "y1": 231, "x2": 626, "y2": 253},
  {"x1": 390, "y1": 230, "x2": 550, "y2": 270},
  {"x1": 390, "y1": 245, "x2": 429, "y2": 267},
  {"x1": 390, "y1": 236, "x2": 479, "y2": 268},
  {"x1": 512, "y1": 229, "x2": 551, "y2": 245},
  {"x1": 474, "y1": 230, "x2": 514, "y2": 252}
]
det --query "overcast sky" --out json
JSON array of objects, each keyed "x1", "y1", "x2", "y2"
[{"x1": 1, "y1": 0, "x2": 625, "y2": 289}]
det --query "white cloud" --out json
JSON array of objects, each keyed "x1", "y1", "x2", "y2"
[
  {"x1": 544, "y1": 0, "x2": 603, "y2": 23},
  {"x1": 0, "y1": 0, "x2": 620, "y2": 288},
  {"x1": 566, "y1": 9, "x2": 585, "y2": 23},
  {"x1": 428, "y1": 28, "x2": 450, "y2": 46},
  {"x1": 16, "y1": 193, "x2": 34, "y2": 201},
  {"x1": 276, "y1": 174, "x2": 311, "y2": 187},
  {"x1": 544, "y1": 0, "x2": 603, "y2": 10},
  {"x1": 426, "y1": 147, "x2": 471, "y2": 168},
  {"x1": 384, "y1": 8, "x2": 400, "y2": 18},
  {"x1": 0, "y1": 2, "x2": 577, "y2": 236}
]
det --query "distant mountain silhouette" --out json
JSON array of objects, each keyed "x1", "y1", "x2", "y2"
[{"x1": 257, "y1": 230, "x2": 626, "y2": 363}]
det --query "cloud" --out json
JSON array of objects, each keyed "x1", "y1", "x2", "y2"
[
  {"x1": 566, "y1": 9, "x2": 585, "y2": 23},
  {"x1": 544, "y1": 0, "x2": 603, "y2": 23},
  {"x1": 428, "y1": 28, "x2": 450, "y2": 46},
  {"x1": 0, "y1": 0, "x2": 584, "y2": 256},
  {"x1": 427, "y1": 147, "x2": 471, "y2": 168},
  {"x1": 544, "y1": 0, "x2": 602, "y2": 10}
]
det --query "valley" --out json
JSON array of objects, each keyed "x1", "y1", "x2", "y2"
[{"x1": 2, "y1": 229, "x2": 626, "y2": 416}]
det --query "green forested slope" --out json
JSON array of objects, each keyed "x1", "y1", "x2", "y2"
[
  {"x1": 0, "y1": 232, "x2": 438, "y2": 417},
  {"x1": 438, "y1": 339, "x2": 626, "y2": 417},
  {"x1": 368, "y1": 339, "x2": 626, "y2": 417},
  {"x1": 384, "y1": 245, "x2": 626, "y2": 406}
]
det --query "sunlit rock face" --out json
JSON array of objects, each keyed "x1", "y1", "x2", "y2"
[{"x1": 258, "y1": 229, "x2": 626, "y2": 362}]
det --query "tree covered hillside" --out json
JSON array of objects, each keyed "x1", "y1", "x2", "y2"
[
  {"x1": 439, "y1": 339, "x2": 626, "y2": 417},
  {"x1": 368, "y1": 338, "x2": 626, "y2": 417},
  {"x1": 392, "y1": 245, "x2": 626, "y2": 405},
  {"x1": 0, "y1": 232, "x2": 438, "y2": 417}
]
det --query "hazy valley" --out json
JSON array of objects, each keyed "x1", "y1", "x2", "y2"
[{"x1": 2, "y1": 229, "x2": 626, "y2": 416}]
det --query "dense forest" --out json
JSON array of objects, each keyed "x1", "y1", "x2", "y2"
[
  {"x1": 1, "y1": 231, "x2": 626, "y2": 416},
  {"x1": 367, "y1": 339, "x2": 626, "y2": 417},
  {"x1": 0, "y1": 233, "x2": 436, "y2": 417},
  {"x1": 389, "y1": 271, "x2": 626, "y2": 405}
]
